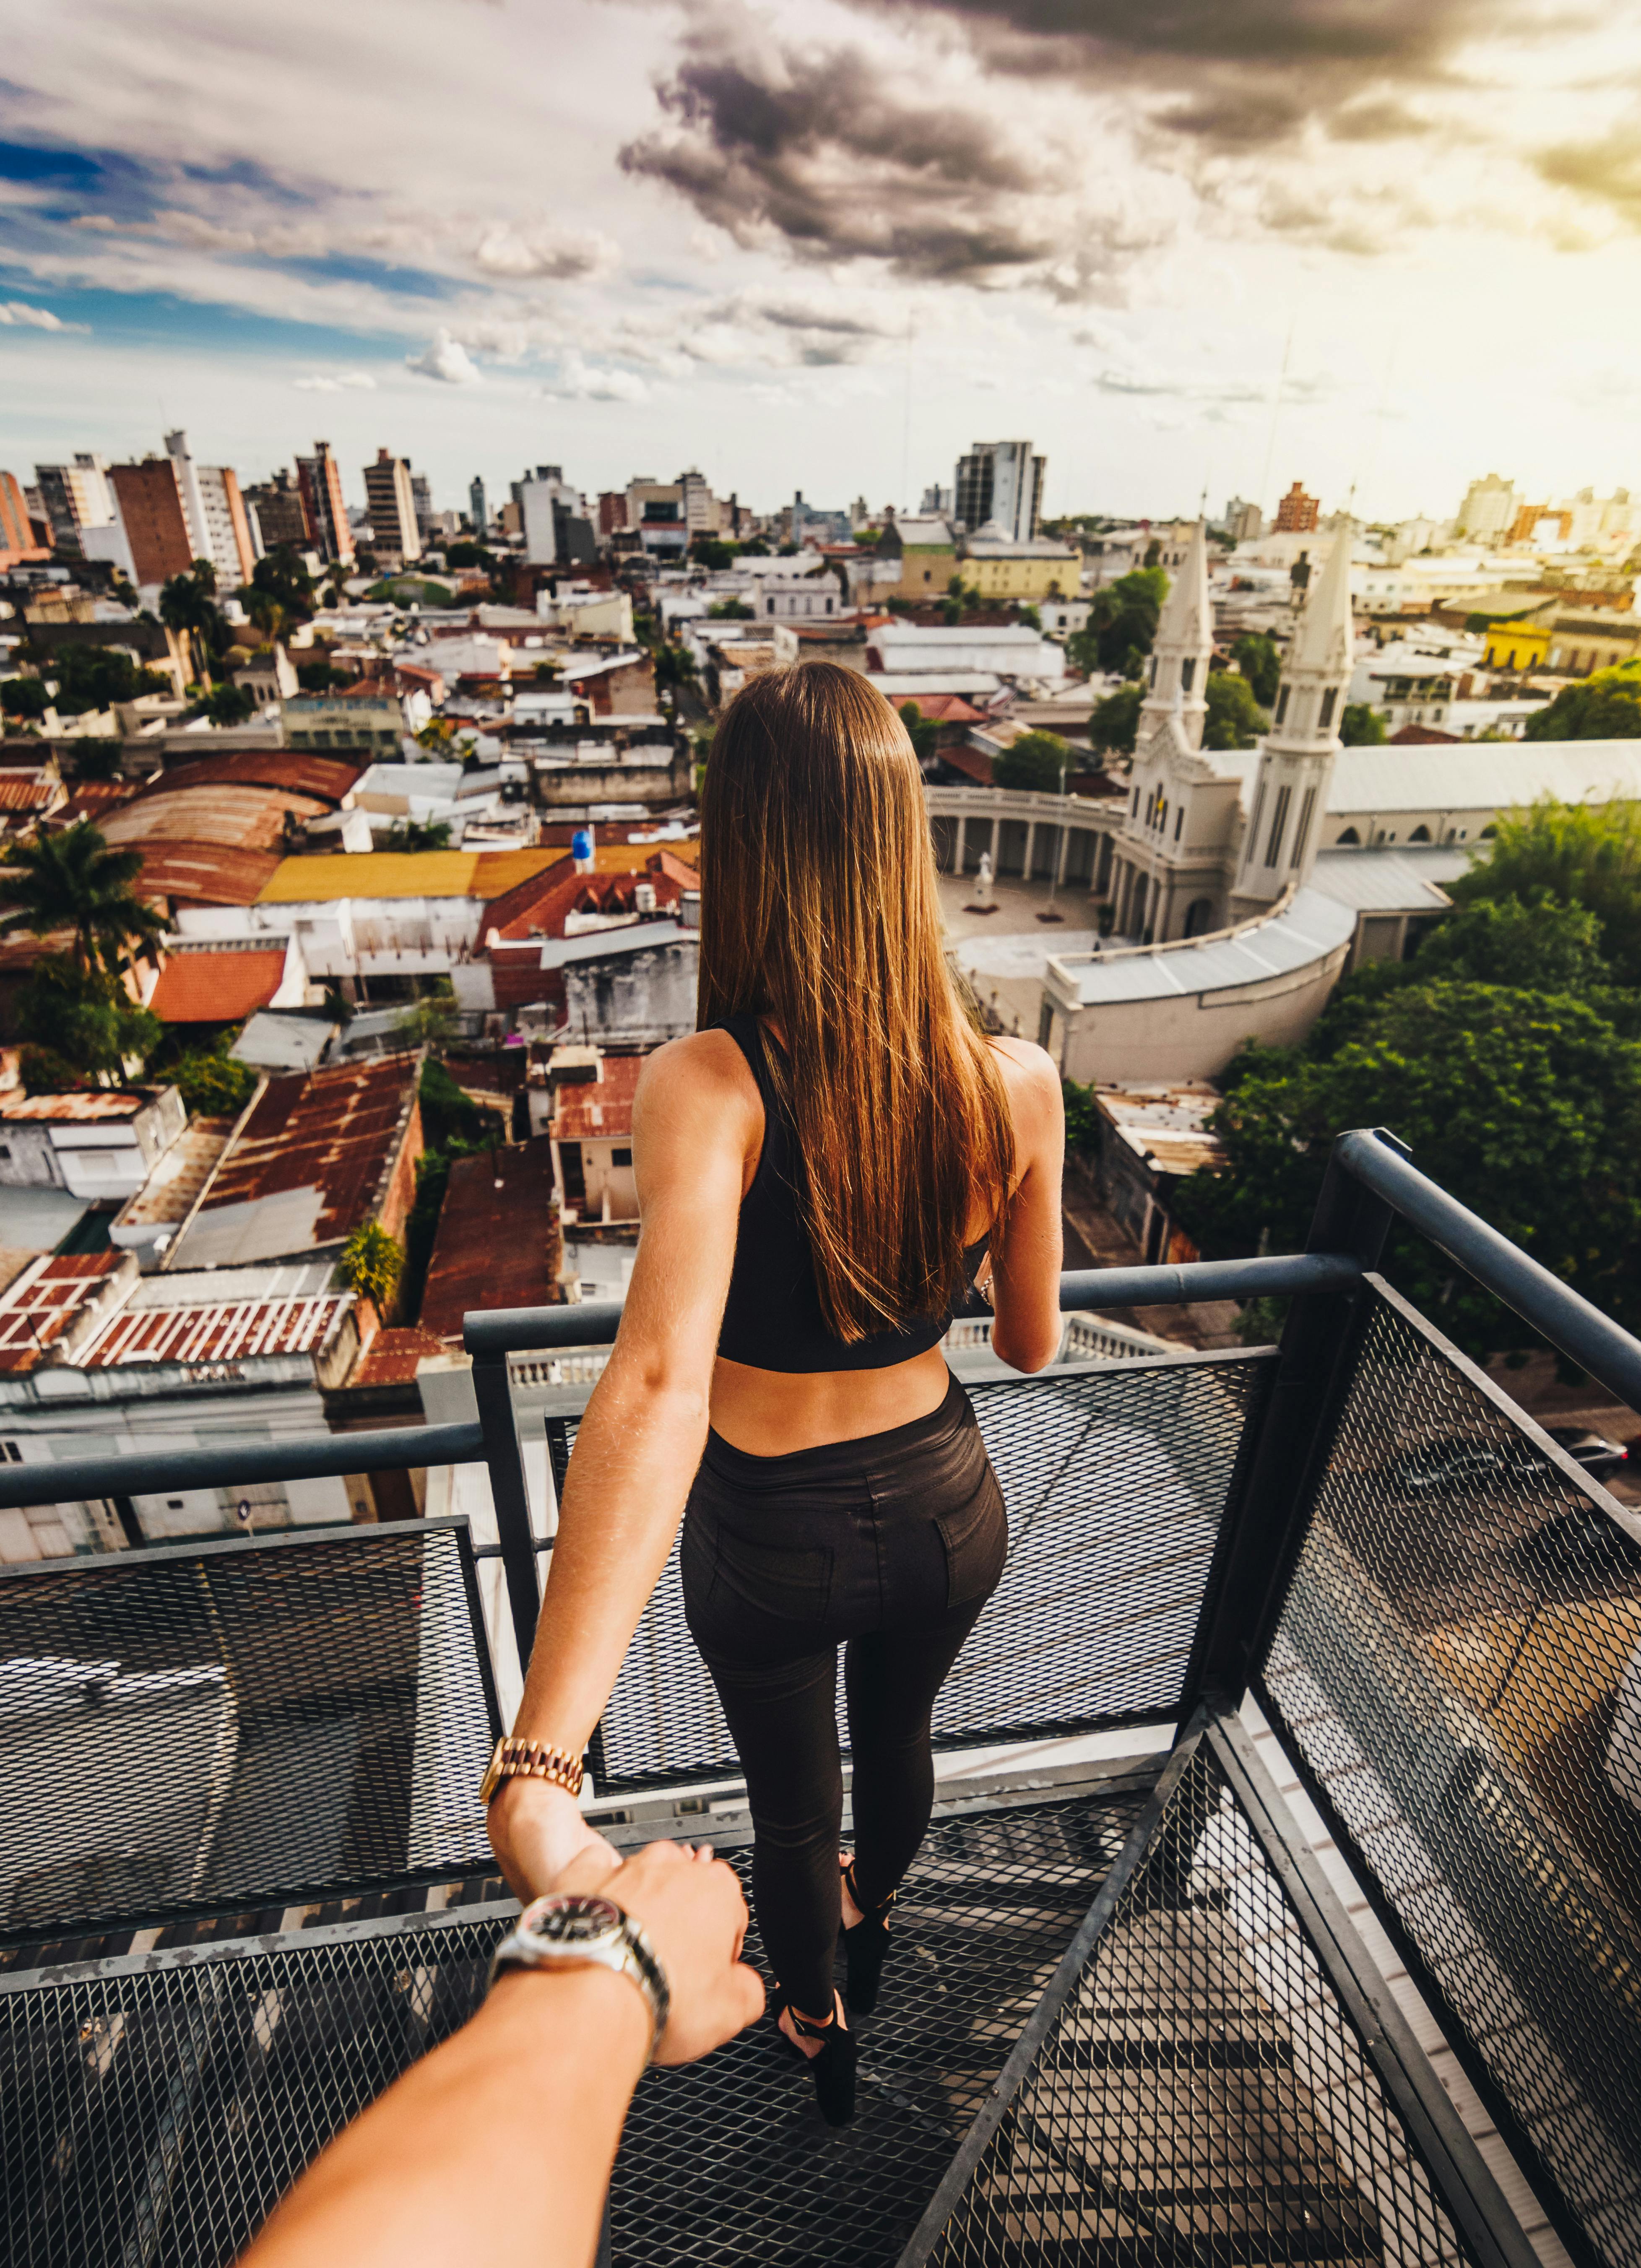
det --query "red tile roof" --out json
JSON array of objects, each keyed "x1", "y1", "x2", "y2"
[
  {"x1": 1388, "y1": 723, "x2": 1461, "y2": 745},
  {"x1": 902, "y1": 694, "x2": 986, "y2": 723},
  {"x1": 0, "y1": 1251, "x2": 127, "y2": 1373},
  {"x1": 549, "y1": 1053, "x2": 644, "y2": 1142},
  {"x1": 199, "y1": 1056, "x2": 416, "y2": 1244},
  {"x1": 350, "y1": 1324, "x2": 447, "y2": 1385},
  {"x1": 57, "y1": 781, "x2": 137, "y2": 827},
  {"x1": 82, "y1": 1286, "x2": 348, "y2": 1367},
  {"x1": 148, "y1": 947, "x2": 288, "y2": 1024},
  {"x1": 419, "y1": 1137, "x2": 562, "y2": 1341},
  {"x1": 0, "y1": 778, "x2": 57, "y2": 811}
]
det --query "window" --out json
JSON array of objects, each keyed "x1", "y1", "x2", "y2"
[
  {"x1": 1336, "y1": 825, "x2": 1360, "y2": 846},
  {"x1": 1148, "y1": 655, "x2": 1157, "y2": 686},
  {"x1": 611, "y1": 1147, "x2": 632, "y2": 1166},
  {"x1": 1264, "y1": 783, "x2": 1292, "y2": 867},
  {"x1": 1181, "y1": 658, "x2": 1196, "y2": 693},
  {"x1": 1144, "y1": 790, "x2": 1155, "y2": 826},
  {"x1": 0, "y1": 1146, "x2": 9, "y2": 1161},
  {"x1": 1319, "y1": 688, "x2": 1337, "y2": 729},
  {"x1": 0, "y1": 1441, "x2": 19, "y2": 1464},
  {"x1": 1130, "y1": 787, "x2": 1139, "y2": 815},
  {"x1": 1290, "y1": 786, "x2": 1316, "y2": 869},
  {"x1": 1409, "y1": 823, "x2": 1430, "y2": 843},
  {"x1": 1274, "y1": 685, "x2": 1289, "y2": 725},
  {"x1": 1174, "y1": 806, "x2": 1184, "y2": 842},
  {"x1": 1154, "y1": 796, "x2": 1166, "y2": 832},
  {"x1": 1246, "y1": 781, "x2": 1267, "y2": 864}
]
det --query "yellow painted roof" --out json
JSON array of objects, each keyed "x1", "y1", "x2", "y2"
[
  {"x1": 257, "y1": 851, "x2": 481, "y2": 903},
  {"x1": 470, "y1": 848, "x2": 564, "y2": 896}
]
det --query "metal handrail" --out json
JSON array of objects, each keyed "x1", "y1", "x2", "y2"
[{"x1": 0, "y1": 1419, "x2": 486, "y2": 1514}]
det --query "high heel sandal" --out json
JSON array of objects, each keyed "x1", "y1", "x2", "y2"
[
  {"x1": 839, "y1": 1857, "x2": 896, "y2": 2016},
  {"x1": 778, "y1": 1990, "x2": 857, "y2": 2128}
]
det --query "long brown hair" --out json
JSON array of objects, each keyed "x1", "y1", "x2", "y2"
[{"x1": 698, "y1": 659, "x2": 1014, "y2": 1342}]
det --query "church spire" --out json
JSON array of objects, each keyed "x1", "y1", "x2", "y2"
[{"x1": 1137, "y1": 519, "x2": 1211, "y2": 753}]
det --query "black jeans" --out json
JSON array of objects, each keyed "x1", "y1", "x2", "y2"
[{"x1": 681, "y1": 1371, "x2": 1007, "y2": 2016}]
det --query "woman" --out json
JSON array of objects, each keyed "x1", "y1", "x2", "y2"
[{"x1": 488, "y1": 661, "x2": 1064, "y2": 2126}]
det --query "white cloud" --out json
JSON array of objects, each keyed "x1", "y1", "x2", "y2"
[
  {"x1": 406, "y1": 329, "x2": 482, "y2": 385},
  {"x1": 473, "y1": 224, "x2": 618, "y2": 281},
  {"x1": 295, "y1": 369, "x2": 378, "y2": 391},
  {"x1": 0, "y1": 300, "x2": 81, "y2": 330},
  {"x1": 541, "y1": 352, "x2": 649, "y2": 402}
]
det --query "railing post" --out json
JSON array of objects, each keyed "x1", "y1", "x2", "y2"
[
  {"x1": 1175, "y1": 1128, "x2": 1407, "y2": 1722},
  {"x1": 470, "y1": 1348, "x2": 543, "y2": 1684}
]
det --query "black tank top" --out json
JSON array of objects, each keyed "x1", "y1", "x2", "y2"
[{"x1": 713, "y1": 1014, "x2": 984, "y2": 1373}]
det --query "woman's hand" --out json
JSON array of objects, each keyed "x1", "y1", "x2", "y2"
[{"x1": 486, "y1": 1777, "x2": 622, "y2": 1903}]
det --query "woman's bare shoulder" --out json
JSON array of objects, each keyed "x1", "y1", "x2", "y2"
[
  {"x1": 633, "y1": 1030, "x2": 763, "y2": 1140},
  {"x1": 987, "y1": 1035, "x2": 1061, "y2": 1113}
]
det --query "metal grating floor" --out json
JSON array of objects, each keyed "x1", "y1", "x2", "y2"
[{"x1": 0, "y1": 1785, "x2": 1146, "y2": 2268}]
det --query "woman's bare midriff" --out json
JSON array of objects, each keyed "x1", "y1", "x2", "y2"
[{"x1": 709, "y1": 1342, "x2": 954, "y2": 1457}]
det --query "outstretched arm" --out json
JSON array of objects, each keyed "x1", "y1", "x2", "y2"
[{"x1": 488, "y1": 1033, "x2": 755, "y2": 1895}]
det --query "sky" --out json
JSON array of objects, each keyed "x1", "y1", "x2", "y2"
[{"x1": 3, "y1": 0, "x2": 1641, "y2": 527}]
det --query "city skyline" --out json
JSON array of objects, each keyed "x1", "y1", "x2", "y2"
[{"x1": 4, "y1": 1, "x2": 1641, "y2": 520}]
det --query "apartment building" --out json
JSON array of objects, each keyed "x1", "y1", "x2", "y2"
[
  {"x1": 954, "y1": 441, "x2": 1045, "y2": 542},
  {"x1": 362, "y1": 448, "x2": 421, "y2": 562},
  {"x1": 107, "y1": 456, "x2": 195, "y2": 586},
  {"x1": 296, "y1": 442, "x2": 355, "y2": 566}
]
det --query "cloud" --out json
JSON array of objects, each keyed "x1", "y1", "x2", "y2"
[
  {"x1": 540, "y1": 352, "x2": 649, "y2": 401},
  {"x1": 1537, "y1": 122, "x2": 1641, "y2": 225},
  {"x1": 405, "y1": 328, "x2": 481, "y2": 383},
  {"x1": 0, "y1": 298, "x2": 81, "y2": 329},
  {"x1": 295, "y1": 369, "x2": 378, "y2": 391},
  {"x1": 473, "y1": 222, "x2": 618, "y2": 280}
]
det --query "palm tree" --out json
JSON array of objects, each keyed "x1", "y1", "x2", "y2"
[{"x1": 0, "y1": 822, "x2": 165, "y2": 978}]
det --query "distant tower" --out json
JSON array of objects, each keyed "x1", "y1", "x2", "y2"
[
  {"x1": 1135, "y1": 518, "x2": 1212, "y2": 759},
  {"x1": 1231, "y1": 519, "x2": 1353, "y2": 914},
  {"x1": 469, "y1": 476, "x2": 487, "y2": 534}
]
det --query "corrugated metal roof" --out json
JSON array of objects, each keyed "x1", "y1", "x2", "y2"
[
  {"x1": 419, "y1": 1137, "x2": 562, "y2": 1341},
  {"x1": 1328, "y1": 740, "x2": 1641, "y2": 815},
  {"x1": 138, "y1": 843, "x2": 284, "y2": 907},
  {"x1": 257, "y1": 850, "x2": 481, "y2": 903},
  {"x1": 113, "y1": 1118, "x2": 235, "y2": 1228},
  {"x1": 1096, "y1": 1085, "x2": 1226, "y2": 1179},
  {"x1": 538, "y1": 918, "x2": 689, "y2": 970},
  {"x1": 1054, "y1": 888, "x2": 1356, "y2": 1007},
  {"x1": 231, "y1": 1010, "x2": 335, "y2": 1072},
  {"x1": 161, "y1": 751, "x2": 363, "y2": 802},
  {"x1": 149, "y1": 948, "x2": 287, "y2": 1024},
  {"x1": 550, "y1": 1053, "x2": 644, "y2": 1141},
  {"x1": 0, "y1": 1251, "x2": 126, "y2": 1373},
  {"x1": 78, "y1": 1286, "x2": 346, "y2": 1367},
  {"x1": 0, "y1": 1091, "x2": 147, "y2": 1122},
  {"x1": 1311, "y1": 847, "x2": 1470, "y2": 914},
  {"x1": 105, "y1": 785, "x2": 329, "y2": 852}
]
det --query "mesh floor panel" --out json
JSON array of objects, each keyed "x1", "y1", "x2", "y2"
[
  {"x1": 0, "y1": 1527, "x2": 498, "y2": 1945},
  {"x1": 554, "y1": 1354, "x2": 1273, "y2": 1789},
  {"x1": 913, "y1": 1739, "x2": 1486, "y2": 2268},
  {"x1": 1261, "y1": 1284, "x2": 1641, "y2": 2268},
  {"x1": 0, "y1": 1785, "x2": 1145, "y2": 2268}
]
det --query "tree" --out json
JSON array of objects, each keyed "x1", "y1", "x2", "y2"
[
  {"x1": 897, "y1": 702, "x2": 939, "y2": 766},
  {"x1": 444, "y1": 540, "x2": 497, "y2": 572},
  {"x1": 1231, "y1": 634, "x2": 1281, "y2": 708},
  {"x1": 393, "y1": 988, "x2": 459, "y2": 1050},
  {"x1": 0, "y1": 822, "x2": 164, "y2": 977},
  {"x1": 71, "y1": 741, "x2": 124, "y2": 783},
  {"x1": 1202, "y1": 671, "x2": 1269, "y2": 751},
  {"x1": 1173, "y1": 979, "x2": 1641, "y2": 1356},
  {"x1": 993, "y1": 731, "x2": 1071, "y2": 793},
  {"x1": 1524, "y1": 658, "x2": 1641, "y2": 741},
  {"x1": 191, "y1": 681, "x2": 256, "y2": 727},
  {"x1": 1, "y1": 678, "x2": 49, "y2": 720},
  {"x1": 172, "y1": 1047, "x2": 258, "y2": 1116},
  {"x1": 707, "y1": 599, "x2": 754, "y2": 619},
  {"x1": 1089, "y1": 681, "x2": 1144, "y2": 756},
  {"x1": 738, "y1": 537, "x2": 770, "y2": 557},
  {"x1": 339, "y1": 1219, "x2": 404, "y2": 1321},
  {"x1": 690, "y1": 537, "x2": 736, "y2": 571},
  {"x1": 1340, "y1": 702, "x2": 1387, "y2": 745},
  {"x1": 1018, "y1": 603, "x2": 1042, "y2": 631},
  {"x1": 297, "y1": 661, "x2": 347, "y2": 692},
  {"x1": 21, "y1": 645, "x2": 169, "y2": 717},
  {"x1": 384, "y1": 819, "x2": 454, "y2": 852},
  {"x1": 1448, "y1": 798, "x2": 1641, "y2": 986},
  {"x1": 14, "y1": 954, "x2": 161, "y2": 1086},
  {"x1": 1067, "y1": 565, "x2": 1169, "y2": 680}
]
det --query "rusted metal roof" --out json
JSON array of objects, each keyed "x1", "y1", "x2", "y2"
[
  {"x1": 1096, "y1": 1084, "x2": 1227, "y2": 1180},
  {"x1": 0, "y1": 1251, "x2": 127, "y2": 1373},
  {"x1": 148, "y1": 948, "x2": 287, "y2": 1025},
  {"x1": 349, "y1": 1323, "x2": 447, "y2": 1384},
  {"x1": 104, "y1": 785, "x2": 330, "y2": 852},
  {"x1": 186, "y1": 1056, "x2": 416, "y2": 1259},
  {"x1": 0, "y1": 778, "x2": 58, "y2": 811},
  {"x1": 136, "y1": 843, "x2": 283, "y2": 907},
  {"x1": 159, "y1": 750, "x2": 363, "y2": 802},
  {"x1": 114, "y1": 1117, "x2": 234, "y2": 1228},
  {"x1": 419, "y1": 1137, "x2": 562, "y2": 1341},
  {"x1": 549, "y1": 1052, "x2": 644, "y2": 1142},
  {"x1": 0, "y1": 1090, "x2": 148, "y2": 1122},
  {"x1": 78, "y1": 1285, "x2": 348, "y2": 1367}
]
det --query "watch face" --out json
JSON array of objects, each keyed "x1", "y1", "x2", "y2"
[{"x1": 523, "y1": 1894, "x2": 625, "y2": 1946}]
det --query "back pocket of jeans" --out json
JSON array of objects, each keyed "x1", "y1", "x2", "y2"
[
  {"x1": 935, "y1": 1475, "x2": 1007, "y2": 1610},
  {"x1": 713, "y1": 1524, "x2": 833, "y2": 1623}
]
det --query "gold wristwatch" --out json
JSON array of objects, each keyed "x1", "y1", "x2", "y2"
[{"x1": 479, "y1": 1735, "x2": 585, "y2": 1806}]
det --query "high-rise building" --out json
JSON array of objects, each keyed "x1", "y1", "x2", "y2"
[
  {"x1": 469, "y1": 476, "x2": 487, "y2": 534},
  {"x1": 518, "y1": 466, "x2": 594, "y2": 564},
  {"x1": 297, "y1": 442, "x2": 355, "y2": 566},
  {"x1": 243, "y1": 470, "x2": 312, "y2": 559},
  {"x1": 107, "y1": 457, "x2": 195, "y2": 586},
  {"x1": 953, "y1": 441, "x2": 1045, "y2": 540},
  {"x1": 411, "y1": 472, "x2": 434, "y2": 544},
  {"x1": 597, "y1": 490, "x2": 628, "y2": 539},
  {"x1": 163, "y1": 432, "x2": 254, "y2": 588},
  {"x1": 34, "y1": 455, "x2": 115, "y2": 555},
  {"x1": 1455, "y1": 473, "x2": 1516, "y2": 542},
  {"x1": 1274, "y1": 481, "x2": 1320, "y2": 535},
  {"x1": 1223, "y1": 497, "x2": 1263, "y2": 544},
  {"x1": 362, "y1": 448, "x2": 420, "y2": 561}
]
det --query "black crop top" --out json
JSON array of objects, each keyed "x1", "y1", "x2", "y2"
[{"x1": 713, "y1": 1014, "x2": 985, "y2": 1373}]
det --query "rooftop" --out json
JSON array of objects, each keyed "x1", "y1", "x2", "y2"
[
  {"x1": 1052, "y1": 888, "x2": 1357, "y2": 1007},
  {"x1": 1311, "y1": 844, "x2": 1471, "y2": 914},
  {"x1": 255, "y1": 846, "x2": 567, "y2": 906},
  {"x1": 103, "y1": 784, "x2": 331, "y2": 853},
  {"x1": 158, "y1": 751, "x2": 363, "y2": 802},
  {"x1": 169, "y1": 1056, "x2": 416, "y2": 1269},
  {"x1": 148, "y1": 947, "x2": 289, "y2": 1025},
  {"x1": 1095, "y1": 1082, "x2": 1227, "y2": 1179},
  {"x1": 131, "y1": 842, "x2": 284, "y2": 908},
  {"x1": 549, "y1": 1050, "x2": 644, "y2": 1140},
  {"x1": 112, "y1": 1115, "x2": 236, "y2": 1231},
  {"x1": 0, "y1": 1089, "x2": 151, "y2": 1123},
  {"x1": 0, "y1": 1250, "x2": 129, "y2": 1372},
  {"x1": 75, "y1": 1259, "x2": 350, "y2": 1368},
  {"x1": 418, "y1": 1136, "x2": 562, "y2": 1341}
]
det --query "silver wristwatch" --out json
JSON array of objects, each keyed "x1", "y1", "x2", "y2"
[{"x1": 487, "y1": 1893, "x2": 671, "y2": 2059}]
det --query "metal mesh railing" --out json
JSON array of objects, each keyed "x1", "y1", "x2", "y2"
[
  {"x1": 1261, "y1": 1280, "x2": 1641, "y2": 2268},
  {"x1": 0, "y1": 1783, "x2": 1147, "y2": 2268},
  {"x1": 0, "y1": 1525, "x2": 499, "y2": 1945},
  {"x1": 908, "y1": 1733, "x2": 1490, "y2": 2268},
  {"x1": 551, "y1": 1353, "x2": 1272, "y2": 1789}
]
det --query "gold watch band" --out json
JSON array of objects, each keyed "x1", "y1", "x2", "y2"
[{"x1": 480, "y1": 1735, "x2": 585, "y2": 1806}]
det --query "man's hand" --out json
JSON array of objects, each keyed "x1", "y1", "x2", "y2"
[
  {"x1": 486, "y1": 1777, "x2": 621, "y2": 1903},
  {"x1": 552, "y1": 1839, "x2": 764, "y2": 2066}
]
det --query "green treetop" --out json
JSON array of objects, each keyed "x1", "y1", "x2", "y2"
[
  {"x1": 1231, "y1": 634, "x2": 1281, "y2": 708},
  {"x1": 1523, "y1": 658, "x2": 1641, "y2": 740},
  {"x1": 992, "y1": 731, "x2": 1072, "y2": 793},
  {"x1": 1448, "y1": 797, "x2": 1641, "y2": 985},
  {"x1": 0, "y1": 821, "x2": 164, "y2": 978},
  {"x1": 1202, "y1": 671, "x2": 1269, "y2": 751}
]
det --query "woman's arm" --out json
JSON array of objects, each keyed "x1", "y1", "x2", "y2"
[
  {"x1": 489, "y1": 1033, "x2": 756, "y2": 1895},
  {"x1": 986, "y1": 1039, "x2": 1065, "y2": 1374}
]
